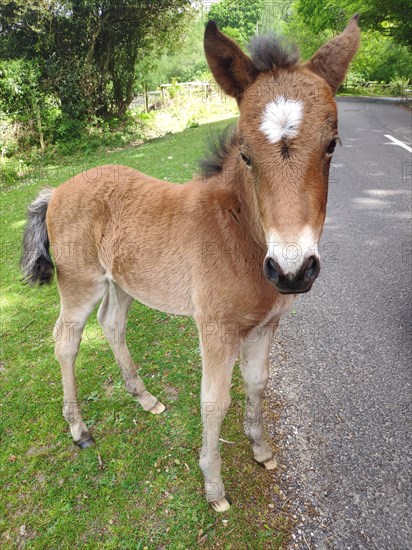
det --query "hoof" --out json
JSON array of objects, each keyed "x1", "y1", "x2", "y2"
[
  {"x1": 149, "y1": 401, "x2": 166, "y2": 415},
  {"x1": 75, "y1": 435, "x2": 95, "y2": 449},
  {"x1": 210, "y1": 496, "x2": 231, "y2": 513},
  {"x1": 262, "y1": 456, "x2": 277, "y2": 470}
]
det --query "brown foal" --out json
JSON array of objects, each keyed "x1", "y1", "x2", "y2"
[{"x1": 21, "y1": 17, "x2": 360, "y2": 511}]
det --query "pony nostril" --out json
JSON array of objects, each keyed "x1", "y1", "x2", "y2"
[
  {"x1": 304, "y1": 255, "x2": 320, "y2": 281},
  {"x1": 264, "y1": 257, "x2": 280, "y2": 283}
]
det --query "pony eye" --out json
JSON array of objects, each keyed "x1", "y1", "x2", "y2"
[
  {"x1": 326, "y1": 138, "x2": 338, "y2": 156},
  {"x1": 240, "y1": 152, "x2": 252, "y2": 167}
]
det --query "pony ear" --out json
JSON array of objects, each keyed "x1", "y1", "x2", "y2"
[
  {"x1": 204, "y1": 21, "x2": 258, "y2": 100},
  {"x1": 305, "y1": 14, "x2": 361, "y2": 94}
]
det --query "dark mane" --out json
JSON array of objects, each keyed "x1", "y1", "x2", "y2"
[
  {"x1": 249, "y1": 33, "x2": 299, "y2": 71},
  {"x1": 199, "y1": 124, "x2": 237, "y2": 180}
]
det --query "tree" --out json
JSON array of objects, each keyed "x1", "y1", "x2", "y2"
[
  {"x1": 284, "y1": 0, "x2": 411, "y2": 82},
  {"x1": 296, "y1": 0, "x2": 412, "y2": 49},
  {"x1": 136, "y1": 15, "x2": 208, "y2": 90},
  {"x1": 0, "y1": 1, "x2": 193, "y2": 121},
  {"x1": 208, "y1": 0, "x2": 264, "y2": 44}
]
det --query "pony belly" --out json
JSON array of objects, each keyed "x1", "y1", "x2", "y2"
[
  {"x1": 131, "y1": 290, "x2": 194, "y2": 316},
  {"x1": 111, "y1": 273, "x2": 195, "y2": 316}
]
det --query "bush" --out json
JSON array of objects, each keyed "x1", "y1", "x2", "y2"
[
  {"x1": 167, "y1": 78, "x2": 182, "y2": 100},
  {"x1": 0, "y1": 156, "x2": 31, "y2": 188},
  {"x1": 54, "y1": 117, "x2": 85, "y2": 142},
  {"x1": 350, "y1": 31, "x2": 412, "y2": 83}
]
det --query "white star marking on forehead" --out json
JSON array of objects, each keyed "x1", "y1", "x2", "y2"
[{"x1": 259, "y1": 97, "x2": 303, "y2": 144}]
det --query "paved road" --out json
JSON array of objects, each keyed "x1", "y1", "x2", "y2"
[{"x1": 268, "y1": 98, "x2": 411, "y2": 549}]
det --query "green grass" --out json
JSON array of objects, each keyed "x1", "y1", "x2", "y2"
[{"x1": 0, "y1": 118, "x2": 290, "y2": 549}]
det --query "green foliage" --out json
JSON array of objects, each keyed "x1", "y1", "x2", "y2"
[
  {"x1": 282, "y1": 3, "x2": 330, "y2": 60},
  {"x1": 0, "y1": 1, "x2": 194, "y2": 123},
  {"x1": 208, "y1": 0, "x2": 264, "y2": 43},
  {"x1": 259, "y1": 0, "x2": 295, "y2": 33},
  {"x1": 136, "y1": 16, "x2": 208, "y2": 91},
  {"x1": 296, "y1": 0, "x2": 412, "y2": 48},
  {"x1": 350, "y1": 31, "x2": 412, "y2": 82},
  {"x1": 0, "y1": 58, "x2": 60, "y2": 154},
  {"x1": 284, "y1": 1, "x2": 411, "y2": 82},
  {"x1": 0, "y1": 59, "x2": 40, "y2": 115},
  {"x1": 0, "y1": 156, "x2": 31, "y2": 186},
  {"x1": 167, "y1": 78, "x2": 182, "y2": 99},
  {"x1": 186, "y1": 118, "x2": 200, "y2": 129},
  {"x1": 221, "y1": 26, "x2": 247, "y2": 47}
]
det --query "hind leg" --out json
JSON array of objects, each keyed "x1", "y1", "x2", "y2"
[
  {"x1": 54, "y1": 276, "x2": 107, "y2": 447},
  {"x1": 97, "y1": 282, "x2": 165, "y2": 414}
]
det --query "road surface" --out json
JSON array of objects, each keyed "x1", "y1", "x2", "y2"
[{"x1": 268, "y1": 97, "x2": 412, "y2": 549}]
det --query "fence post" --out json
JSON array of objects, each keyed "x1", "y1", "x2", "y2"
[
  {"x1": 34, "y1": 103, "x2": 45, "y2": 154},
  {"x1": 144, "y1": 82, "x2": 149, "y2": 113}
]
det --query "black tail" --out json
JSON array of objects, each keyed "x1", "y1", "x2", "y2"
[{"x1": 21, "y1": 187, "x2": 54, "y2": 286}]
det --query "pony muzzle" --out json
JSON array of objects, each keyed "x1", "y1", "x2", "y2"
[{"x1": 263, "y1": 254, "x2": 320, "y2": 294}]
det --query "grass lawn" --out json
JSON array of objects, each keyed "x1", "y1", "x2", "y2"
[{"x1": 0, "y1": 119, "x2": 291, "y2": 549}]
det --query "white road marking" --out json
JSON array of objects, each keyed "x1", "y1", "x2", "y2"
[{"x1": 384, "y1": 134, "x2": 412, "y2": 153}]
